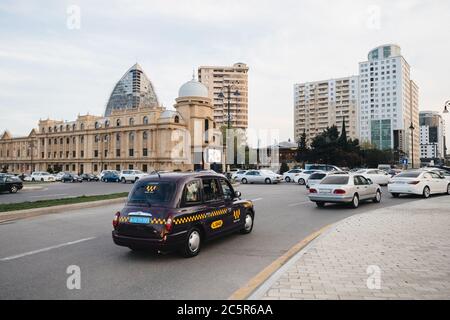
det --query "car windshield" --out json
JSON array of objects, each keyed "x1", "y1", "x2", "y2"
[
  {"x1": 321, "y1": 176, "x2": 349, "y2": 185},
  {"x1": 396, "y1": 172, "x2": 421, "y2": 178},
  {"x1": 128, "y1": 181, "x2": 176, "y2": 206}
]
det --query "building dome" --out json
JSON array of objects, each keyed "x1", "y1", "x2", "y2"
[
  {"x1": 178, "y1": 79, "x2": 209, "y2": 98},
  {"x1": 104, "y1": 63, "x2": 159, "y2": 116}
]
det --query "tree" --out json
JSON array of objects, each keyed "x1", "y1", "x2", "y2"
[
  {"x1": 296, "y1": 129, "x2": 309, "y2": 163},
  {"x1": 279, "y1": 161, "x2": 289, "y2": 174}
]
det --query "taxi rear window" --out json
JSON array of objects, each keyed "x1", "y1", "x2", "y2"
[{"x1": 128, "y1": 181, "x2": 176, "y2": 205}]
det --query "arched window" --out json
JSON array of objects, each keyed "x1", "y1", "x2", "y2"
[
  {"x1": 66, "y1": 137, "x2": 70, "y2": 144},
  {"x1": 143, "y1": 116, "x2": 149, "y2": 125},
  {"x1": 54, "y1": 126, "x2": 57, "y2": 132},
  {"x1": 129, "y1": 132, "x2": 135, "y2": 143},
  {"x1": 116, "y1": 119, "x2": 121, "y2": 127},
  {"x1": 66, "y1": 124, "x2": 70, "y2": 131},
  {"x1": 143, "y1": 131, "x2": 148, "y2": 140},
  {"x1": 60, "y1": 125, "x2": 63, "y2": 132},
  {"x1": 80, "y1": 135, "x2": 84, "y2": 143},
  {"x1": 72, "y1": 137, "x2": 76, "y2": 144},
  {"x1": 95, "y1": 122, "x2": 100, "y2": 129},
  {"x1": 129, "y1": 118, "x2": 135, "y2": 126},
  {"x1": 48, "y1": 127, "x2": 52, "y2": 133},
  {"x1": 104, "y1": 134, "x2": 109, "y2": 142},
  {"x1": 174, "y1": 115, "x2": 180, "y2": 123},
  {"x1": 72, "y1": 124, "x2": 76, "y2": 131},
  {"x1": 105, "y1": 120, "x2": 110, "y2": 128},
  {"x1": 80, "y1": 123, "x2": 85, "y2": 130},
  {"x1": 60, "y1": 138, "x2": 63, "y2": 144},
  {"x1": 54, "y1": 138, "x2": 58, "y2": 144},
  {"x1": 95, "y1": 135, "x2": 100, "y2": 143},
  {"x1": 116, "y1": 133, "x2": 121, "y2": 142}
]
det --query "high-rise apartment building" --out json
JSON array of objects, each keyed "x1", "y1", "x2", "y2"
[
  {"x1": 294, "y1": 76, "x2": 360, "y2": 144},
  {"x1": 419, "y1": 111, "x2": 446, "y2": 164},
  {"x1": 198, "y1": 63, "x2": 249, "y2": 129},
  {"x1": 358, "y1": 44, "x2": 420, "y2": 167}
]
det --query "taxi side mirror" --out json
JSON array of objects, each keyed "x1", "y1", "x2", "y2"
[{"x1": 234, "y1": 191, "x2": 242, "y2": 198}]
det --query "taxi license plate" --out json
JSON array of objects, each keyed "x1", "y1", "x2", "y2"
[
  {"x1": 129, "y1": 216, "x2": 150, "y2": 224},
  {"x1": 319, "y1": 189, "x2": 332, "y2": 194}
]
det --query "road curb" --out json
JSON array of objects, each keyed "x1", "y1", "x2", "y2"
[
  {"x1": 0, "y1": 197, "x2": 127, "y2": 223},
  {"x1": 228, "y1": 223, "x2": 332, "y2": 300}
]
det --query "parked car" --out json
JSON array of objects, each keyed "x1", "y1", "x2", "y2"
[
  {"x1": 0, "y1": 175, "x2": 23, "y2": 193},
  {"x1": 102, "y1": 172, "x2": 120, "y2": 183},
  {"x1": 61, "y1": 173, "x2": 83, "y2": 183},
  {"x1": 293, "y1": 170, "x2": 321, "y2": 185},
  {"x1": 99, "y1": 170, "x2": 119, "y2": 180},
  {"x1": 55, "y1": 172, "x2": 65, "y2": 181},
  {"x1": 377, "y1": 164, "x2": 392, "y2": 172},
  {"x1": 388, "y1": 170, "x2": 450, "y2": 198},
  {"x1": 304, "y1": 164, "x2": 342, "y2": 172},
  {"x1": 356, "y1": 169, "x2": 391, "y2": 186},
  {"x1": 231, "y1": 170, "x2": 248, "y2": 182},
  {"x1": 308, "y1": 174, "x2": 382, "y2": 208},
  {"x1": 282, "y1": 169, "x2": 303, "y2": 182},
  {"x1": 81, "y1": 173, "x2": 99, "y2": 182},
  {"x1": 119, "y1": 170, "x2": 148, "y2": 183},
  {"x1": 112, "y1": 172, "x2": 254, "y2": 257},
  {"x1": 240, "y1": 170, "x2": 282, "y2": 184},
  {"x1": 30, "y1": 171, "x2": 55, "y2": 182}
]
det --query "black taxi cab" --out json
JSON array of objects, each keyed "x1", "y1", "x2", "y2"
[{"x1": 112, "y1": 172, "x2": 255, "y2": 257}]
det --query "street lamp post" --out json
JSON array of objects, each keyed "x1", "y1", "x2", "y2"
[
  {"x1": 409, "y1": 122, "x2": 415, "y2": 169},
  {"x1": 443, "y1": 100, "x2": 450, "y2": 164},
  {"x1": 218, "y1": 84, "x2": 240, "y2": 171}
]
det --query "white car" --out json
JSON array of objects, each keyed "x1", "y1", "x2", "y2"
[
  {"x1": 231, "y1": 170, "x2": 248, "y2": 182},
  {"x1": 240, "y1": 170, "x2": 282, "y2": 184},
  {"x1": 282, "y1": 169, "x2": 303, "y2": 182},
  {"x1": 119, "y1": 170, "x2": 148, "y2": 183},
  {"x1": 30, "y1": 171, "x2": 55, "y2": 182},
  {"x1": 306, "y1": 171, "x2": 340, "y2": 189},
  {"x1": 356, "y1": 169, "x2": 391, "y2": 186},
  {"x1": 388, "y1": 170, "x2": 450, "y2": 198},
  {"x1": 308, "y1": 174, "x2": 382, "y2": 208},
  {"x1": 424, "y1": 168, "x2": 450, "y2": 182},
  {"x1": 293, "y1": 170, "x2": 321, "y2": 185}
]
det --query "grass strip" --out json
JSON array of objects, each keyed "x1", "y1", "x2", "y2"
[{"x1": 0, "y1": 192, "x2": 128, "y2": 213}]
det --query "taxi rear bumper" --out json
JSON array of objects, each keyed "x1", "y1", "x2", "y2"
[{"x1": 112, "y1": 230, "x2": 187, "y2": 250}]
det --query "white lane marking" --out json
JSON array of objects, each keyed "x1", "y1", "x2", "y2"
[
  {"x1": 29, "y1": 193, "x2": 68, "y2": 198},
  {"x1": 251, "y1": 198, "x2": 263, "y2": 202},
  {"x1": 288, "y1": 201, "x2": 311, "y2": 207},
  {"x1": 0, "y1": 237, "x2": 96, "y2": 262}
]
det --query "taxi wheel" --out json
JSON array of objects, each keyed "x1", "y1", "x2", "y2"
[
  {"x1": 265, "y1": 178, "x2": 272, "y2": 184},
  {"x1": 9, "y1": 185, "x2": 18, "y2": 193},
  {"x1": 285, "y1": 177, "x2": 291, "y2": 182},
  {"x1": 182, "y1": 228, "x2": 202, "y2": 258},
  {"x1": 240, "y1": 212, "x2": 254, "y2": 234},
  {"x1": 121, "y1": 177, "x2": 126, "y2": 183},
  {"x1": 298, "y1": 178, "x2": 305, "y2": 185},
  {"x1": 241, "y1": 178, "x2": 248, "y2": 184},
  {"x1": 422, "y1": 186, "x2": 430, "y2": 199}
]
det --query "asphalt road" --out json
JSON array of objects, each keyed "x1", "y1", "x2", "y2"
[
  {"x1": 0, "y1": 181, "x2": 133, "y2": 204},
  {"x1": 0, "y1": 183, "x2": 423, "y2": 299}
]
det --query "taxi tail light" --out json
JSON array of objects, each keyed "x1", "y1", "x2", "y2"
[
  {"x1": 309, "y1": 188, "x2": 318, "y2": 194},
  {"x1": 112, "y1": 212, "x2": 120, "y2": 229},
  {"x1": 165, "y1": 216, "x2": 173, "y2": 233},
  {"x1": 408, "y1": 181, "x2": 420, "y2": 185},
  {"x1": 333, "y1": 189, "x2": 346, "y2": 195}
]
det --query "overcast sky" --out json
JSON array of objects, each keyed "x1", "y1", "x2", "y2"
[{"x1": 1, "y1": 0, "x2": 449, "y2": 144}]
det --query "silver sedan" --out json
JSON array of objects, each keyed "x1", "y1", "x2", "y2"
[{"x1": 308, "y1": 174, "x2": 382, "y2": 208}]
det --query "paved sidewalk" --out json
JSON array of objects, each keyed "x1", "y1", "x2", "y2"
[{"x1": 252, "y1": 196, "x2": 450, "y2": 300}]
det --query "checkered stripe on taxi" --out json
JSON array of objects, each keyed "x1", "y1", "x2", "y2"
[{"x1": 174, "y1": 213, "x2": 207, "y2": 225}]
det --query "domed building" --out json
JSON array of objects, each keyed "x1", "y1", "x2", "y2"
[{"x1": 0, "y1": 64, "x2": 221, "y2": 174}]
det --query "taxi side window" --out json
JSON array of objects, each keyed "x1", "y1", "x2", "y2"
[
  {"x1": 219, "y1": 178, "x2": 234, "y2": 201},
  {"x1": 182, "y1": 180, "x2": 202, "y2": 206},
  {"x1": 202, "y1": 178, "x2": 222, "y2": 202}
]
